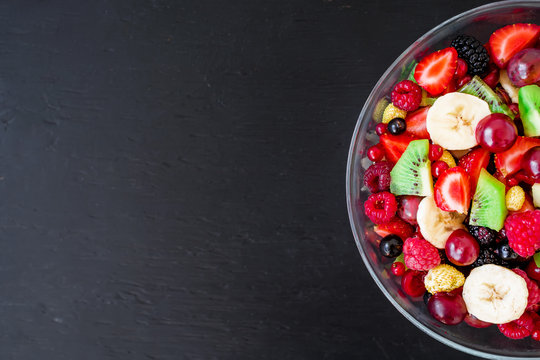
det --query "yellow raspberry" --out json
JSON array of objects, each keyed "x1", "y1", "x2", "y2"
[
  {"x1": 424, "y1": 264, "x2": 465, "y2": 294},
  {"x1": 382, "y1": 103, "x2": 407, "y2": 124},
  {"x1": 506, "y1": 186, "x2": 525, "y2": 211},
  {"x1": 439, "y1": 150, "x2": 456, "y2": 168}
]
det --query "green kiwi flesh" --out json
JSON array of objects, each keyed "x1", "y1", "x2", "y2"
[
  {"x1": 469, "y1": 169, "x2": 507, "y2": 231},
  {"x1": 458, "y1": 75, "x2": 514, "y2": 119},
  {"x1": 519, "y1": 84, "x2": 540, "y2": 137},
  {"x1": 390, "y1": 139, "x2": 433, "y2": 196}
]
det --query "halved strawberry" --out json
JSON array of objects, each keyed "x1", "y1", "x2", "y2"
[
  {"x1": 457, "y1": 147, "x2": 490, "y2": 193},
  {"x1": 414, "y1": 47, "x2": 458, "y2": 96},
  {"x1": 404, "y1": 106, "x2": 430, "y2": 138},
  {"x1": 374, "y1": 218, "x2": 414, "y2": 240},
  {"x1": 488, "y1": 23, "x2": 540, "y2": 68},
  {"x1": 434, "y1": 167, "x2": 471, "y2": 214},
  {"x1": 495, "y1": 136, "x2": 540, "y2": 177},
  {"x1": 379, "y1": 133, "x2": 417, "y2": 163}
]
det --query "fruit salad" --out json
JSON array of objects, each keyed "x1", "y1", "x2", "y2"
[{"x1": 362, "y1": 23, "x2": 540, "y2": 340}]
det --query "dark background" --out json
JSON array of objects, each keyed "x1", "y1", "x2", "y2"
[{"x1": 0, "y1": 0, "x2": 500, "y2": 359}]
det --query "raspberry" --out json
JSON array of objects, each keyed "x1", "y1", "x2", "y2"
[
  {"x1": 363, "y1": 162, "x2": 392, "y2": 193},
  {"x1": 403, "y1": 236, "x2": 441, "y2": 271},
  {"x1": 391, "y1": 80, "x2": 422, "y2": 112},
  {"x1": 498, "y1": 312, "x2": 534, "y2": 339},
  {"x1": 513, "y1": 269, "x2": 540, "y2": 311},
  {"x1": 363, "y1": 191, "x2": 397, "y2": 224},
  {"x1": 505, "y1": 210, "x2": 540, "y2": 257}
]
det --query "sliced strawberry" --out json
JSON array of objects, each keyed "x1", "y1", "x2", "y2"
[
  {"x1": 404, "y1": 106, "x2": 430, "y2": 139},
  {"x1": 488, "y1": 23, "x2": 540, "y2": 68},
  {"x1": 495, "y1": 136, "x2": 540, "y2": 177},
  {"x1": 379, "y1": 133, "x2": 417, "y2": 163},
  {"x1": 374, "y1": 218, "x2": 414, "y2": 240},
  {"x1": 457, "y1": 147, "x2": 490, "y2": 193},
  {"x1": 434, "y1": 167, "x2": 471, "y2": 214},
  {"x1": 414, "y1": 47, "x2": 458, "y2": 96}
]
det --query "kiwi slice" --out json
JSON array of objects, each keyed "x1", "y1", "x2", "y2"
[
  {"x1": 390, "y1": 139, "x2": 433, "y2": 196},
  {"x1": 519, "y1": 84, "x2": 540, "y2": 137},
  {"x1": 469, "y1": 169, "x2": 507, "y2": 231},
  {"x1": 458, "y1": 75, "x2": 514, "y2": 119}
]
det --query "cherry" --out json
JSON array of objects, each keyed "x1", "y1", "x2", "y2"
[
  {"x1": 482, "y1": 68, "x2": 499, "y2": 89},
  {"x1": 391, "y1": 262, "x2": 405, "y2": 276},
  {"x1": 526, "y1": 259, "x2": 540, "y2": 282},
  {"x1": 428, "y1": 144, "x2": 443, "y2": 161},
  {"x1": 427, "y1": 292, "x2": 467, "y2": 325},
  {"x1": 464, "y1": 313, "x2": 492, "y2": 328},
  {"x1": 445, "y1": 229, "x2": 480, "y2": 266},
  {"x1": 455, "y1": 58, "x2": 468, "y2": 80},
  {"x1": 476, "y1": 113, "x2": 517, "y2": 153},
  {"x1": 379, "y1": 235, "x2": 403, "y2": 258},
  {"x1": 367, "y1": 144, "x2": 385, "y2": 162},
  {"x1": 375, "y1": 123, "x2": 387, "y2": 136},
  {"x1": 431, "y1": 161, "x2": 449, "y2": 178},
  {"x1": 401, "y1": 270, "x2": 425, "y2": 297},
  {"x1": 457, "y1": 75, "x2": 472, "y2": 88},
  {"x1": 521, "y1": 146, "x2": 540, "y2": 180},
  {"x1": 397, "y1": 195, "x2": 422, "y2": 225}
]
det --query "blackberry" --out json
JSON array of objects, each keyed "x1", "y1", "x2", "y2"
[
  {"x1": 468, "y1": 225, "x2": 497, "y2": 247},
  {"x1": 471, "y1": 248, "x2": 503, "y2": 268},
  {"x1": 451, "y1": 35, "x2": 490, "y2": 76}
]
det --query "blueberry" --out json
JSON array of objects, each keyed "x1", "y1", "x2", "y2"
[
  {"x1": 379, "y1": 235, "x2": 403, "y2": 258},
  {"x1": 387, "y1": 118, "x2": 406, "y2": 135},
  {"x1": 498, "y1": 243, "x2": 518, "y2": 261},
  {"x1": 423, "y1": 291, "x2": 432, "y2": 305}
]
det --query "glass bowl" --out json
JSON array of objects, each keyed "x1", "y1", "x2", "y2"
[{"x1": 346, "y1": 1, "x2": 540, "y2": 358}]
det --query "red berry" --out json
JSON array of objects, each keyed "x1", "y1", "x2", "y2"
[
  {"x1": 482, "y1": 67, "x2": 499, "y2": 89},
  {"x1": 375, "y1": 123, "x2": 387, "y2": 136},
  {"x1": 428, "y1": 144, "x2": 443, "y2": 161},
  {"x1": 513, "y1": 269, "x2": 540, "y2": 311},
  {"x1": 476, "y1": 113, "x2": 517, "y2": 153},
  {"x1": 457, "y1": 74, "x2": 472, "y2": 88},
  {"x1": 414, "y1": 47, "x2": 458, "y2": 96},
  {"x1": 363, "y1": 162, "x2": 392, "y2": 193},
  {"x1": 391, "y1": 262, "x2": 405, "y2": 276},
  {"x1": 431, "y1": 161, "x2": 449, "y2": 178},
  {"x1": 505, "y1": 210, "x2": 540, "y2": 257},
  {"x1": 457, "y1": 147, "x2": 490, "y2": 193},
  {"x1": 403, "y1": 236, "x2": 440, "y2": 271},
  {"x1": 506, "y1": 175, "x2": 520, "y2": 187},
  {"x1": 445, "y1": 229, "x2": 480, "y2": 266},
  {"x1": 526, "y1": 259, "x2": 540, "y2": 282},
  {"x1": 427, "y1": 292, "x2": 467, "y2": 325},
  {"x1": 532, "y1": 330, "x2": 540, "y2": 341},
  {"x1": 363, "y1": 191, "x2": 397, "y2": 225},
  {"x1": 498, "y1": 312, "x2": 534, "y2": 339},
  {"x1": 397, "y1": 195, "x2": 422, "y2": 225},
  {"x1": 391, "y1": 80, "x2": 422, "y2": 111},
  {"x1": 401, "y1": 270, "x2": 425, "y2": 297},
  {"x1": 455, "y1": 58, "x2": 468, "y2": 79},
  {"x1": 367, "y1": 144, "x2": 385, "y2": 162},
  {"x1": 374, "y1": 218, "x2": 414, "y2": 240}
]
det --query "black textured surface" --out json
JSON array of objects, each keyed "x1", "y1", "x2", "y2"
[{"x1": 0, "y1": 1, "x2": 497, "y2": 359}]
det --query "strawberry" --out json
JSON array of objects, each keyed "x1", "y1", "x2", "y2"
[
  {"x1": 434, "y1": 167, "x2": 471, "y2": 214},
  {"x1": 495, "y1": 136, "x2": 540, "y2": 177},
  {"x1": 404, "y1": 106, "x2": 430, "y2": 139},
  {"x1": 374, "y1": 218, "x2": 414, "y2": 240},
  {"x1": 379, "y1": 133, "x2": 417, "y2": 163},
  {"x1": 488, "y1": 23, "x2": 540, "y2": 68},
  {"x1": 457, "y1": 147, "x2": 490, "y2": 193},
  {"x1": 414, "y1": 47, "x2": 458, "y2": 96}
]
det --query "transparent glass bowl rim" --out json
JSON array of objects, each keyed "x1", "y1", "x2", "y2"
[{"x1": 346, "y1": 1, "x2": 540, "y2": 358}]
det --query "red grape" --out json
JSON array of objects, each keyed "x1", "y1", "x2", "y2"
[
  {"x1": 521, "y1": 146, "x2": 540, "y2": 180},
  {"x1": 427, "y1": 292, "x2": 467, "y2": 325},
  {"x1": 476, "y1": 113, "x2": 517, "y2": 153},
  {"x1": 507, "y1": 48, "x2": 540, "y2": 87},
  {"x1": 445, "y1": 229, "x2": 480, "y2": 266},
  {"x1": 526, "y1": 259, "x2": 540, "y2": 282},
  {"x1": 397, "y1": 195, "x2": 422, "y2": 225}
]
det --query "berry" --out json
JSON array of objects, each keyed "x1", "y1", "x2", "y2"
[
  {"x1": 498, "y1": 312, "x2": 534, "y2": 339},
  {"x1": 513, "y1": 269, "x2": 540, "y2": 311},
  {"x1": 428, "y1": 144, "x2": 443, "y2": 161},
  {"x1": 401, "y1": 270, "x2": 426, "y2": 297},
  {"x1": 379, "y1": 235, "x2": 404, "y2": 258},
  {"x1": 379, "y1": 133, "x2": 418, "y2": 163},
  {"x1": 526, "y1": 259, "x2": 540, "y2": 282},
  {"x1": 382, "y1": 103, "x2": 408, "y2": 124},
  {"x1": 374, "y1": 218, "x2": 414, "y2": 240},
  {"x1": 482, "y1": 67, "x2": 499, "y2": 89},
  {"x1": 363, "y1": 191, "x2": 397, "y2": 225},
  {"x1": 521, "y1": 146, "x2": 540, "y2": 180},
  {"x1": 464, "y1": 313, "x2": 492, "y2": 328},
  {"x1": 391, "y1": 80, "x2": 422, "y2": 112},
  {"x1": 468, "y1": 225, "x2": 498, "y2": 247},
  {"x1": 397, "y1": 195, "x2": 422, "y2": 225},
  {"x1": 495, "y1": 136, "x2": 540, "y2": 177},
  {"x1": 404, "y1": 106, "x2": 430, "y2": 139},
  {"x1": 471, "y1": 248, "x2": 503, "y2": 268},
  {"x1": 505, "y1": 185, "x2": 526, "y2": 212},
  {"x1": 505, "y1": 210, "x2": 540, "y2": 257},
  {"x1": 455, "y1": 58, "x2": 468, "y2": 79},
  {"x1": 445, "y1": 229, "x2": 480, "y2": 266},
  {"x1": 457, "y1": 147, "x2": 490, "y2": 193},
  {"x1": 424, "y1": 264, "x2": 465, "y2": 294},
  {"x1": 451, "y1": 35, "x2": 489, "y2": 76},
  {"x1": 403, "y1": 236, "x2": 441, "y2": 271},
  {"x1": 434, "y1": 167, "x2": 471, "y2": 214},
  {"x1": 533, "y1": 330, "x2": 540, "y2": 341},
  {"x1": 488, "y1": 23, "x2": 540, "y2": 69},
  {"x1": 414, "y1": 47, "x2": 458, "y2": 96},
  {"x1": 375, "y1": 123, "x2": 387, "y2": 136},
  {"x1": 367, "y1": 144, "x2": 385, "y2": 162},
  {"x1": 431, "y1": 160, "x2": 449, "y2": 178},
  {"x1": 363, "y1": 162, "x2": 392, "y2": 193},
  {"x1": 457, "y1": 74, "x2": 472, "y2": 88},
  {"x1": 387, "y1": 118, "x2": 406, "y2": 135},
  {"x1": 427, "y1": 292, "x2": 467, "y2": 325},
  {"x1": 391, "y1": 262, "x2": 405, "y2": 276},
  {"x1": 498, "y1": 242, "x2": 519, "y2": 261},
  {"x1": 476, "y1": 113, "x2": 517, "y2": 153}
]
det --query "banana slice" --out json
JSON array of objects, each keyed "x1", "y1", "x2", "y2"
[
  {"x1": 416, "y1": 196, "x2": 466, "y2": 249},
  {"x1": 499, "y1": 69, "x2": 519, "y2": 104},
  {"x1": 463, "y1": 264, "x2": 528, "y2": 324},
  {"x1": 426, "y1": 93, "x2": 491, "y2": 150}
]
